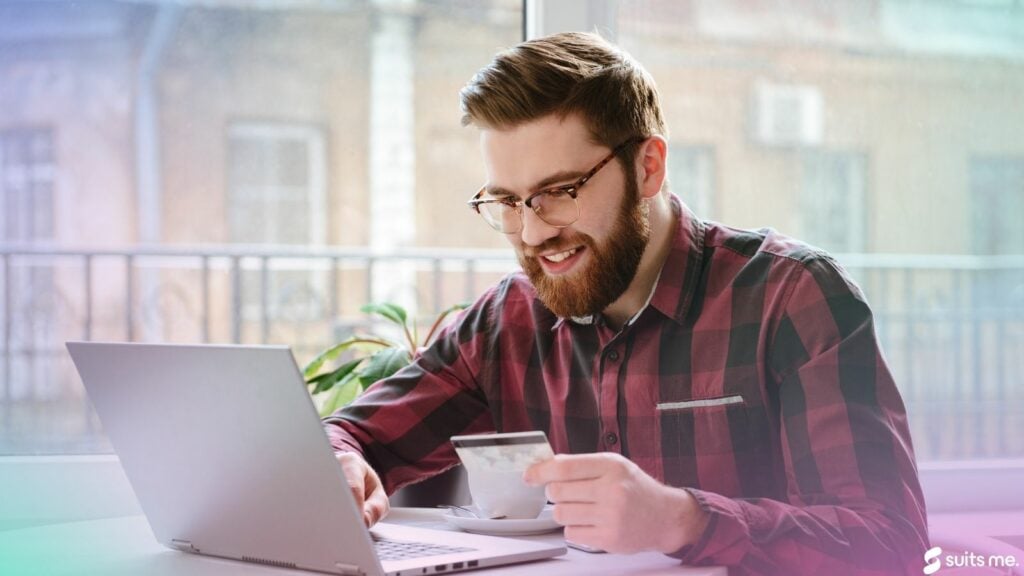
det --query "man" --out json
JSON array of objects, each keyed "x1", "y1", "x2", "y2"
[{"x1": 324, "y1": 32, "x2": 928, "y2": 575}]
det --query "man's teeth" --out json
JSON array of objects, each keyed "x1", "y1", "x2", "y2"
[{"x1": 544, "y1": 248, "x2": 578, "y2": 263}]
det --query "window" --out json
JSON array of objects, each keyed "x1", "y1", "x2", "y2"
[
  {"x1": 1, "y1": 0, "x2": 1021, "y2": 527},
  {"x1": 1, "y1": 129, "x2": 55, "y2": 243},
  {"x1": 799, "y1": 151, "x2": 867, "y2": 253},
  {"x1": 228, "y1": 123, "x2": 327, "y2": 246},
  {"x1": 1, "y1": 129, "x2": 58, "y2": 448},
  {"x1": 971, "y1": 157, "x2": 1024, "y2": 257},
  {"x1": 667, "y1": 145, "x2": 716, "y2": 220},
  {"x1": 228, "y1": 123, "x2": 330, "y2": 327},
  {"x1": 969, "y1": 157, "x2": 1024, "y2": 358}
]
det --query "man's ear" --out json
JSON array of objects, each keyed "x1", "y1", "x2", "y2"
[{"x1": 637, "y1": 136, "x2": 668, "y2": 200}]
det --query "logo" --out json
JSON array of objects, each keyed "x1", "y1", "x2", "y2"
[
  {"x1": 923, "y1": 546, "x2": 943, "y2": 575},
  {"x1": 924, "y1": 545, "x2": 1021, "y2": 573}
]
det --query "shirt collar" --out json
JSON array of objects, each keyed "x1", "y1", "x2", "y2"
[{"x1": 648, "y1": 194, "x2": 705, "y2": 326}]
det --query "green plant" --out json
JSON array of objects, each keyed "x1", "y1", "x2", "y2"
[{"x1": 303, "y1": 302, "x2": 467, "y2": 416}]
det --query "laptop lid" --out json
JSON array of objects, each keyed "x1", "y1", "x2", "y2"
[{"x1": 66, "y1": 342, "x2": 563, "y2": 576}]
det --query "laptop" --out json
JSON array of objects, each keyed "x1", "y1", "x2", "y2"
[{"x1": 66, "y1": 341, "x2": 565, "y2": 576}]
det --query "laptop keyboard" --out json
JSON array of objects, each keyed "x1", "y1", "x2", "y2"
[{"x1": 371, "y1": 534, "x2": 476, "y2": 561}]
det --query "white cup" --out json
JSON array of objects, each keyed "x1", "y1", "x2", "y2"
[
  {"x1": 464, "y1": 466, "x2": 547, "y2": 519},
  {"x1": 451, "y1": 431, "x2": 553, "y2": 520}
]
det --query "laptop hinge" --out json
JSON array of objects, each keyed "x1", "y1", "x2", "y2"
[
  {"x1": 333, "y1": 562, "x2": 364, "y2": 575},
  {"x1": 170, "y1": 539, "x2": 199, "y2": 553}
]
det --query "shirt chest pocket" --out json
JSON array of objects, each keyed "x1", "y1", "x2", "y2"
[
  {"x1": 655, "y1": 393, "x2": 776, "y2": 496},
  {"x1": 656, "y1": 394, "x2": 751, "y2": 455}
]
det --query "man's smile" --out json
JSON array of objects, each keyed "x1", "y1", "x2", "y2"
[
  {"x1": 543, "y1": 247, "x2": 578, "y2": 263},
  {"x1": 536, "y1": 245, "x2": 586, "y2": 274}
]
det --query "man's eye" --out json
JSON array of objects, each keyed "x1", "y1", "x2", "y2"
[
  {"x1": 540, "y1": 186, "x2": 574, "y2": 198},
  {"x1": 495, "y1": 196, "x2": 519, "y2": 207}
]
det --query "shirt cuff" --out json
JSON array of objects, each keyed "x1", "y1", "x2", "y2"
[{"x1": 669, "y1": 488, "x2": 753, "y2": 567}]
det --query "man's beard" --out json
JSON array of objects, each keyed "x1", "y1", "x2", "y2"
[{"x1": 518, "y1": 175, "x2": 650, "y2": 319}]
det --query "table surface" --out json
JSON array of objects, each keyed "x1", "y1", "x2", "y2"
[{"x1": 0, "y1": 508, "x2": 727, "y2": 576}]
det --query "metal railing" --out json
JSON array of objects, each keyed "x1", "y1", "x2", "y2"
[
  {"x1": 0, "y1": 244, "x2": 518, "y2": 353},
  {"x1": 1, "y1": 244, "x2": 1022, "y2": 460}
]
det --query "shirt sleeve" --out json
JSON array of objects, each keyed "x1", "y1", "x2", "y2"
[
  {"x1": 672, "y1": 255, "x2": 929, "y2": 575},
  {"x1": 321, "y1": 290, "x2": 499, "y2": 494}
]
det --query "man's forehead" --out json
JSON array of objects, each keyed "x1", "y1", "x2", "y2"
[{"x1": 479, "y1": 115, "x2": 599, "y2": 190}]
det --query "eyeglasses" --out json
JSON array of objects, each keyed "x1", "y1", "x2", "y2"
[{"x1": 467, "y1": 139, "x2": 639, "y2": 234}]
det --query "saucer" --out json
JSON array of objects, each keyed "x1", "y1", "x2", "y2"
[{"x1": 442, "y1": 505, "x2": 561, "y2": 536}]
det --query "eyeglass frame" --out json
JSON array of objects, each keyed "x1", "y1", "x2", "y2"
[{"x1": 466, "y1": 137, "x2": 643, "y2": 234}]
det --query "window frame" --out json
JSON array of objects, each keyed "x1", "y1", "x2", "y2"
[
  {"x1": 798, "y1": 149, "x2": 868, "y2": 253},
  {"x1": 226, "y1": 122, "x2": 328, "y2": 247}
]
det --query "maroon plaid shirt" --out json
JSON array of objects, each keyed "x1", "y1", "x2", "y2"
[{"x1": 324, "y1": 195, "x2": 929, "y2": 575}]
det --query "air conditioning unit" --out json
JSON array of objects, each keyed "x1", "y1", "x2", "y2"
[{"x1": 750, "y1": 82, "x2": 824, "y2": 147}]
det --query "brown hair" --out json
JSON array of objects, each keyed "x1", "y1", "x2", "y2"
[{"x1": 459, "y1": 32, "x2": 667, "y2": 164}]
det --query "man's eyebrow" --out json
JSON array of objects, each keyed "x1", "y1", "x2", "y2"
[{"x1": 485, "y1": 170, "x2": 585, "y2": 198}]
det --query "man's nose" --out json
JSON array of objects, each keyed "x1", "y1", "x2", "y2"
[{"x1": 519, "y1": 207, "x2": 562, "y2": 247}]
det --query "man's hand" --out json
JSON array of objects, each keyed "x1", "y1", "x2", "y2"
[
  {"x1": 336, "y1": 452, "x2": 390, "y2": 527},
  {"x1": 523, "y1": 453, "x2": 709, "y2": 554}
]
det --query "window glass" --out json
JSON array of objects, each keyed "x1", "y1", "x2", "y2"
[
  {"x1": 667, "y1": 145, "x2": 716, "y2": 220},
  {"x1": 618, "y1": 0, "x2": 1024, "y2": 461},
  {"x1": 2, "y1": 129, "x2": 55, "y2": 243},
  {"x1": 799, "y1": 151, "x2": 867, "y2": 253},
  {"x1": 971, "y1": 157, "x2": 1024, "y2": 256},
  {"x1": 0, "y1": 0, "x2": 522, "y2": 455},
  {"x1": 227, "y1": 124, "x2": 325, "y2": 245}
]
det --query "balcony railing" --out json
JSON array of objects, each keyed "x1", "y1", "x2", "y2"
[{"x1": 1, "y1": 244, "x2": 1022, "y2": 460}]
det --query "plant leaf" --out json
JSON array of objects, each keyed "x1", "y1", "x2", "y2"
[
  {"x1": 303, "y1": 337, "x2": 361, "y2": 378},
  {"x1": 318, "y1": 375, "x2": 363, "y2": 416},
  {"x1": 360, "y1": 303, "x2": 417, "y2": 351},
  {"x1": 358, "y1": 348, "x2": 412, "y2": 383},
  {"x1": 360, "y1": 303, "x2": 408, "y2": 327},
  {"x1": 308, "y1": 357, "x2": 362, "y2": 395},
  {"x1": 303, "y1": 335, "x2": 392, "y2": 379},
  {"x1": 339, "y1": 370, "x2": 361, "y2": 390}
]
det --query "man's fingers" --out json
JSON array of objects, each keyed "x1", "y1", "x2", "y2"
[
  {"x1": 551, "y1": 502, "x2": 601, "y2": 526},
  {"x1": 524, "y1": 453, "x2": 620, "y2": 485},
  {"x1": 545, "y1": 479, "x2": 600, "y2": 503},
  {"x1": 364, "y1": 484, "x2": 390, "y2": 526},
  {"x1": 362, "y1": 463, "x2": 390, "y2": 526},
  {"x1": 336, "y1": 452, "x2": 391, "y2": 527}
]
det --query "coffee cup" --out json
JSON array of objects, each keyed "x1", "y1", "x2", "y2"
[{"x1": 450, "y1": 431, "x2": 553, "y2": 520}]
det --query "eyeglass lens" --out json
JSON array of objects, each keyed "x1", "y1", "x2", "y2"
[{"x1": 480, "y1": 190, "x2": 579, "y2": 233}]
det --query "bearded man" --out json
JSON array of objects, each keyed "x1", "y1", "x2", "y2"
[{"x1": 324, "y1": 32, "x2": 928, "y2": 576}]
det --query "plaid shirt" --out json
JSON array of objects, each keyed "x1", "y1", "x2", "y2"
[{"x1": 324, "y1": 195, "x2": 929, "y2": 575}]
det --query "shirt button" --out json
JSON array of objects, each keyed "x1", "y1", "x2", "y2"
[
  {"x1": 605, "y1": 432, "x2": 618, "y2": 446},
  {"x1": 607, "y1": 350, "x2": 619, "y2": 361}
]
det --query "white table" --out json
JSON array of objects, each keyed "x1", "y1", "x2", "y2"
[{"x1": 0, "y1": 508, "x2": 727, "y2": 576}]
